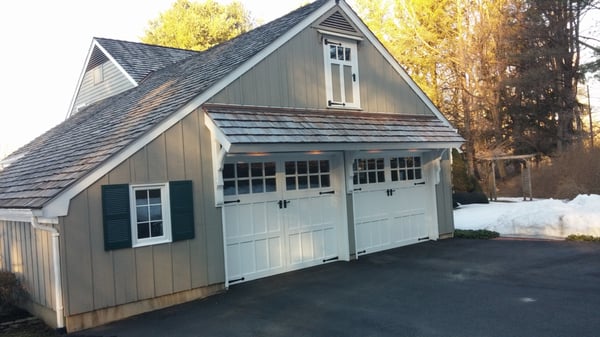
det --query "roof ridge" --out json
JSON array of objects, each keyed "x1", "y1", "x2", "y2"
[{"x1": 93, "y1": 36, "x2": 202, "y2": 54}]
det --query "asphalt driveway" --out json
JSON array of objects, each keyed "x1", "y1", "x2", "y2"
[{"x1": 69, "y1": 239, "x2": 600, "y2": 337}]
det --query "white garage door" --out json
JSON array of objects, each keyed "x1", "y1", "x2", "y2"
[
  {"x1": 353, "y1": 154, "x2": 432, "y2": 256},
  {"x1": 223, "y1": 155, "x2": 345, "y2": 284}
]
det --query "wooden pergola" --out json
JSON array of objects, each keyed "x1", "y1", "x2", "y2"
[{"x1": 480, "y1": 153, "x2": 538, "y2": 201}]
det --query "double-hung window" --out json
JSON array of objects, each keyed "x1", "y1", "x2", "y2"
[
  {"x1": 102, "y1": 180, "x2": 195, "y2": 250},
  {"x1": 323, "y1": 37, "x2": 360, "y2": 109},
  {"x1": 131, "y1": 184, "x2": 171, "y2": 247}
]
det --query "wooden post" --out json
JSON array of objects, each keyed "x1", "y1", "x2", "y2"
[
  {"x1": 521, "y1": 160, "x2": 533, "y2": 201},
  {"x1": 526, "y1": 160, "x2": 532, "y2": 201},
  {"x1": 490, "y1": 161, "x2": 497, "y2": 201},
  {"x1": 588, "y1": 85, "x2": 594, "y2": 148}
]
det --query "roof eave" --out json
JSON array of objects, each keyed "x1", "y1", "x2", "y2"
[
  {"x1": 40, "y1": 1, "x2": 338, "y2": 219},
  {"x1": 227, "y1": 141, "x2": 464, "y2": 154},
  {"x1": 0, "y1": 208, "x2": 58, "y2": 223}
]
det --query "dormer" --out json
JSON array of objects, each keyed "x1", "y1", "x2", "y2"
[{"x1": 67, "y1": 38, "x2": 200, "y2": 117}]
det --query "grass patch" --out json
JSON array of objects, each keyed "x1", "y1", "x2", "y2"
[
  {"x1": 566, "y1": 234, "x2": 600, "y2": 242},
  {"x1": 454, "y1": 229, "x2": 500, "y2": 239}
]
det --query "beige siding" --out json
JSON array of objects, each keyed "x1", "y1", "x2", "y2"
[
  {"x1": 209, "y1": 25, "x2": 434, "y2": 116},
  {"x1": 59, "y1": 108, "x2": 223, "y2": 316},
  {"x1": 0, "y1": 220, "x2": 55, "y2": 311},
  {"x1": 71, "y1": 62, "x2": 135, "y2": 115}
]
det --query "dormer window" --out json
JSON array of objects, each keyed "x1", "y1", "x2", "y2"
[
  {"x1": 323, "y1": 37, "x2": 360, "y2": 109},
  {"x1": 93, "y1": 64, "x2": 105, "y2": 85}
]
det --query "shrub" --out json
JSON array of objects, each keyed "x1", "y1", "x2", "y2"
[
  {"x1": 0, "y1": 271, "x2": 25, "y2": 309},
  {"x1": 531, "y1": 147, "x2": 600, "y2": 199},
  {"x1": 566, "y1": 234, "x2": 600, "y2": 242},
  {"x1": 452, "y1": 149, "x2": 483, "y2": 193},
  {"x1": 454, "y1": 229, "x2": 500, "y2": 239},
  {"x1": 452, "y1": 191, "x2": 489, "y2": 208}
]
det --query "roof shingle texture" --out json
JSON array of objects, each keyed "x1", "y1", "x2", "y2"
[
  {"x1": 93, "y1": 38, "x2": 201, "y2": 83},
  {"x1": 205, "y1": 105, "x2": 465, "y2": 145},
  {"x1": 0, "y1": 0, "x2": 329, "y2": 209}
]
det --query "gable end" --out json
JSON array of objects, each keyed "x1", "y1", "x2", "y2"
[
  {"x1": 316, "y1": 9, "x2": 361, "y2": 36},
  {"x1": 86, "y1": 46, "x2": 110, "y2": 72}
]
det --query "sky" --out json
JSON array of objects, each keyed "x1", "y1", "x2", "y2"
[
  {"x1": 0, "y1": 0, "x2": 598, "y2": 160},
  {"x1": 454, "y1": 194, "x2": 600, "y2": 239},
  {"x1": 0, "y1": 0, "x2": 308, "y2": 159}
]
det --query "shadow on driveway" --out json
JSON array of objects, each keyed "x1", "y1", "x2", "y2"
[{"x1": 69, "y1": 239, "x2": 600, "y2": 337}]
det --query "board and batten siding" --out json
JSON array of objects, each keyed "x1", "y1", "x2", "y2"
[
  {"x1": 58, "y1": 108, "x2": 223, "y2": 317},
  {"x1": 209, "y1": 26, "x2": 434, "y2": 116},
  {"x1": 70, "y1": 62, "x2": 135, "y2": 115},
  {"x1": 0, "y1": 220, "x2": 56, "y2": 312}
]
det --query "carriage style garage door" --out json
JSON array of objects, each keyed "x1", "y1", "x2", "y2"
[
  {"x1": 223, "y1": 154, "x2": 346, "y2": 284},
  {"x1": 353, "y1": 153, "x2": 431, "y2": 256}
]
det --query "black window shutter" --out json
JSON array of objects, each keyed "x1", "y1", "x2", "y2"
[
  {"x1": 102, "y1": 184, "x2": 132, "y2": 250},
  {"x1": 170, "y1": 180, "x2": 195, "y2": 241}
]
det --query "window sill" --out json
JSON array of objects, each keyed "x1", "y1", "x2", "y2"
[{"x1": 132, "y1": 238, "x2": 172, "y2": 248}]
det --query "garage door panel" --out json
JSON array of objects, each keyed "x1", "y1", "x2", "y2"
[
  {"x1": 240, "y1": 241, "x2": 256, "y2": 275},
  {"x1": 225, "y1": 155, "x2": 342, "y2": 284},
  {"x1": 353, "y1": 153, "x2": 433, "y2": 256},
  {"x1": 324, "y1": 228, "x2": 337, "y2": 257},
  {"x1": 227, "y1": 244, "x2": 242, "y2": 279},
  {"x1": 355, "y1": 214, "x2": 388, "y2": 252},
  {"x1": 269, "y1": 237, "x2": 283, "y2": 269}
]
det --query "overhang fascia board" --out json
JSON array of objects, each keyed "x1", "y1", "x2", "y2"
[
  {"x1": 42, "y1": 1, "x2": 337, "y2": 218},
  {"x1": 0, "y1": 208, "x2": 58, "y2": 224},
  {"x1": 227, "y1": 141, "x2": 464, "y2": 154}
]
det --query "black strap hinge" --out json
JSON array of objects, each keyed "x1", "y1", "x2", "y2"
[
  {"x1": 328, "y1": 100, "x2": 346, "y2": 107},
  {"x1": 229, "y1": 277, "x2": 245, "y2": 284}
]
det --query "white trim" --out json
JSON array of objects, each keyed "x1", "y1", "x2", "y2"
[
  {"x1": 323, "y1": 37, "x2": 361, "y2": 109},
  {"x1": 92, "y1": 40, "x2": 138, "y2": 86},
  {"x1": 338, "y1": 1, "x2": 455, "y2": 129},
  {"x1": 204, "y1": 113, "x2": 232, "y2": 152},
  {"x1": 129, "y1": 183, "x2": 172, "y2": 248},
  {"x1": 43, "y1": 2, "x2": 336, "y2": 218},
  {"x1": 0, "y1": 208, "x2": 58, "y2": 224},
  {"x1": 31, "y1": 217, "x2": 64, "y2": 329},
  {"x1": 317, "y1": 29, "x2": 363, "y2": 41},
  {"x1": 211, "y1": 137, "x2": 228, "y2": 207},
  {"x1": 227, "y1": 142, "x2": 464, "y2": 154}
]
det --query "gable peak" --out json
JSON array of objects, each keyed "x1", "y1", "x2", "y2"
[{"x1": 318, "y1": 9, "x2": 357, "y2": 34}]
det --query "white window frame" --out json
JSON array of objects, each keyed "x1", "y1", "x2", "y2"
[
  {"x1": 351, "y1": 153, "x2": 425, "y2": 192},
  {"x1": 93, "y1": 63, "x2": 105, "y2": 85},
  {"x1": 130, "y1": 183, "x2": 172, "y2": 248},
  {"x1": 323, "y1": 37, "x2": 360, "y2": 109}
]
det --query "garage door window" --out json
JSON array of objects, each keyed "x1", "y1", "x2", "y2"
[
  {"x1": 391, "y1": 156, "x2": 422, "y2": 181},
  {"x1": 223, "y1": 162, "x2": 276, "y2": 196},
  {"x1": 285, "y1": 160, "x2": 331, "y2": 190},
  {"x1": 353, "y1": 158, "x2": 385, "y2": 185}
]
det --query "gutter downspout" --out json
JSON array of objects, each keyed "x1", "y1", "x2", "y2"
[{"x1": 31, "y1": 216, "x2": 64, "y2": 331}]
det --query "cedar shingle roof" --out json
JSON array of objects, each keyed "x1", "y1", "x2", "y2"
[
  {"x1": 205, "y1": 104, "x2": 464, "y2": 145},
  {"x1": 0, "y1": 0, "x2": 329, "y2": 209},
  {"x1": 93, "y1": 38, "x2": 201, "y2": 83}
]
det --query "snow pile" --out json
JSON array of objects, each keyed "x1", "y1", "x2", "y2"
[{"x1": 453, "y1": 194, "x2": 600, "y2": 239}]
